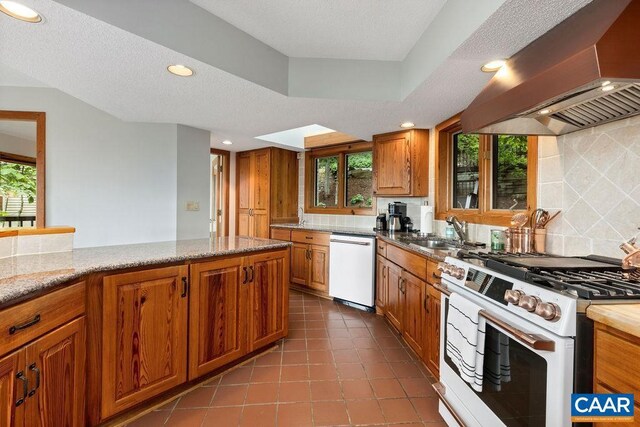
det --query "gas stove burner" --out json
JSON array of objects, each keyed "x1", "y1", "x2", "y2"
[{"x1": 457, "y1": 251, "x2": 640, "y2": 300}]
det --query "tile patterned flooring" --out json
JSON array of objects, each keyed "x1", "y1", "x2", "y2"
[{"x1": 126, "y1": 290, "x2": 445, "y2": 426}]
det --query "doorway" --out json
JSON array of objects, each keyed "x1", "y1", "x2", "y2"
[{"x1": 210, "y1": 148, "x2": 230, "y2": 238}]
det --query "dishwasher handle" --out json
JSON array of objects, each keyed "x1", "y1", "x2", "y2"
[{"x1": 330, "y1": 239, "x2": 371, "y2": 246}]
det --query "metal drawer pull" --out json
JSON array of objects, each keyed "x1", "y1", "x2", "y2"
[
  {"x1": 9, "y1": 314, "x2": 41, "y2": 335},
  {"x1": 181, "y1": 277, "x2": 188, "y2": 297},
  {"x1": 433, "y1": 382, "x2": 467, "y2": 427},
  {"x1": 28, "y1": 363, "x2": 40, "y2": 397},
  {"x1": 432, "y1": 272, "x2": 442, "y2": 280},
  {"x1": 242, "y1": 267, "x2": 248, "y2": 284},
  {"x1": 15, "y1": 371, "x2": 28, "y2": 407},
  {"x1": 305, "y1": 236, "x2": 313, "y2": 239},
  {"x1": 433, "y1": 283, "x2": 555, "y2": 352},
  {"x1": 330, "y1": 239, "x2": 371, "y2": 246},
  {"x1": 249, "y1": 266, "x2": 255, "y2": 282}
]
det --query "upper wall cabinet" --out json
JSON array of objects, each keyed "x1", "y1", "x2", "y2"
[
  {"x1": 372, "y1": 129, "x2": 429, "y2": 197},
  {"x1": 236, "y1": 147, "x2": 299, "y2": 238}
]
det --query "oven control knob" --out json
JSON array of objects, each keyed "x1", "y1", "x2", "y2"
[
  {"x1": 504, "y1": 289, "x2": 524, "y2": 305},
  {"x1": 451, "y1": 267, "x2": 465, "y2": 280},
  {"x1": 535, "y1": 302, "x2": 561, "y2": 322},
  {"x1": 518, "y1": 295, "x2": 541, "y2": 312}
]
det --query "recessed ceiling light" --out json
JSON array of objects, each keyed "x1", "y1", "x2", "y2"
[
  {"x1": 400, "y1": 122, "x2": 415, "y2": 129},
  {"x1": 481, "y1": 59, "x2": 506, "y2": 73},
  {"x1": 602, "y1": 84, "x2": 616, "y2": 92},
  {"x1": 222, "y1": 140, "x2": 232, "y2": 145},
  {"x1": 167, "y1": 64, "x2": 194, "y2": 77},
  {"x1": 0, "y1": 1, "x2": 42, "y2": 23},
  {"x1": 601, "y1": 81, "x2": 611, "y2": 87},
  {"x1": 539, "y1": 108, "x2": 552, "y2": 115}
]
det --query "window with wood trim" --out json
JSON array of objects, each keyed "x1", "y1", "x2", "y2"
[
  {"x1": 305, "y1": 142, "x2": 375, "y2": 215},
  {"x1": 435, "y1": 113, "x2": 537, "y2": 227}
]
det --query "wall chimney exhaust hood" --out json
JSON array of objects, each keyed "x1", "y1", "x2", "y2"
[{"x1": 461, "y1": 0, "x2": 640, "y2": 136}]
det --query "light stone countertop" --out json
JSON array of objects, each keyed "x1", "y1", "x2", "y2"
[{"x1": 0, "y1": 237, "x2": 291, "y2": 308}]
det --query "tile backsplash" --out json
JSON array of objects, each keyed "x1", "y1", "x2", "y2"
[{"x1": 537, "y1": 116, "x2": 640, "y2": 258}]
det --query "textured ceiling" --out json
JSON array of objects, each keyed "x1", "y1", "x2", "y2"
[
  {"x1": 0, "y1": 0, "x2": 592, "y2": 151},
  {"x1": 191, "y1": 0, "x2": 447, "y2": 61}
]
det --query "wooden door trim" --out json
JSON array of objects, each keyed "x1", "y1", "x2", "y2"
[
  {"x1": 211, "y1": 148, "x2": 230, "y2": 237},
  {"x1": 0, "y1": 110, "x2": 46, "y2": 228}
]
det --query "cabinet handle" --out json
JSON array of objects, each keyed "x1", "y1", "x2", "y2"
[
  {"x1": 424, "y1": 294, "x2": 430, "y2": 313},
  {"x1": 15, "y1": 371, "x2": 28, "y2": 407},
  {"x1": 28, "y1": 363, "x2": 40, "y2": 397},
  {"x1": 9, "y1": 314, "x2": 41, "y2": 335},
  {"x1": 181, "y1": 277, "x2": 188, "y2": 297},
  {"x1": 305, "y1": 236, "x2": 313, "y2": 240},
  {"x1": 242, "y1": 267, "x2": 248, "y2": 284},
  {"x1": 249, "y1": 266, "x2": 255, "y2": 282},
  {"x1": 382, "y1": 266, "x2": 386, "y2": 279},
  {"x1": 378, "y1": 245, "x2": 384, "y2": 250},
  {"x1": 306, "y1": 249, "x2": 311, "y2": 260},
  {"x1": 399, "y1": 278, "x2": 405, "y2": 294},
  {"x1": 432, "y1": 272, "x2": 442, "y2": 280}
]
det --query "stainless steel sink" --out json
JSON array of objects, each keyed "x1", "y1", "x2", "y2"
[{"x1": 408, "y1": 239, "x2": 453, "y2": 249}]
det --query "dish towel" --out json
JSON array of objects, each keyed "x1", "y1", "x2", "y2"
[
  {"x1": 485, "y1": 332, "x2": 511, "y2": 391},
  {"x1": 446, "y1": 293, "x2": 486, "y2": 392}
]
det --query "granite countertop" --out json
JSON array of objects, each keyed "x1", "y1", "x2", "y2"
[
  {"x1": 271, "y1": 223, "x2": 377, "y2": 237},
  {"x1": 0, "y1": 237, "x2": 291, "y2": 308},
  {"x1": 587, "y1": 304, "x2": 640, "y2": 339}
]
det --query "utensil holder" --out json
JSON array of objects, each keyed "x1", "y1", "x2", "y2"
[{"x1": 534, "y1": 228, "x2": 547, "y2": 253}]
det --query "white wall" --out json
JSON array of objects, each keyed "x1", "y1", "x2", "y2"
[
  {"x1": 0, "y1": 86, "x2": 180, "y2": 248},
  {"x1": 176, "y1": 125, "x2": 211, "y2": 240},
  {"x1": 228, "y1": 152, "x2": 237, "y2": 237},
  {"x1": 0, "y1": 132, "x2": 37, "y2": 158}
]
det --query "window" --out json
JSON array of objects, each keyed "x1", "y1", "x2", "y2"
[
  {"x1": 435, "y1": 113, "x2": 537, "y2": 226},
  {"x1": 305, "y1": 142, "x2": 374, "y2": 215}
]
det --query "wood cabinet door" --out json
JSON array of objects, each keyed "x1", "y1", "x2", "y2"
[
  {"x1": 308, "y1": 245, "x2": 329, "y2": 293},
  {"x1": 375, "y1": 256, "x2": 387, "y2": 313},
  {"x1": 237, "y1": 152, "x2": 252, "y2": 212},
  {"x1": 252, "y1": 211, "x2": 270, "y2": 239},
  {"x1": 0, "y1": 350, "x2": 24, "y2": 427},
  {"x1": 402, "y1": 272, "x2": 425, "y2": 356},
  {"x1": 426, "y1": 285, "x2": 441, "y2": 377},
  {"x1": 25, "y1": 317, "x2": 86, "y2": 427},
  {"x1": 373, "y1": 132, "x2": 411, "y2": 195},
  {"x1": 101, "y1": 265, "x2": 188, "y2": 418},
  {"x1": 238, "y1": 212, "x2": 251, "y2": 237},
  {"x1": 290, "y1": 243, "x2": 309, "y2": 286},
  {"x1": 252, "y1": 149, "x2": 270, "y2": 212},
  {"x1": 385, "y1": 262, "x2": 403, "y2": 332},
  {"x1": 248, "y1": 250, "x2": 288, "y2": 351},
  {"x1": 189, "y1": 258, "x2": 245, "y2": 379}
]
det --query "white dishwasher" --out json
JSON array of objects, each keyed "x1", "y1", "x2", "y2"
[{"x1": 329, "y1": 233, "x2": 375, "y2": 310}]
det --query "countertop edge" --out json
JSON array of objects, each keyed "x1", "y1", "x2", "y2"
[
  {"x1": 0, "y1": 240, "x2": 292, "y2": 309},
  {"x1": 587, "y1": 304, "x2": 640, "y2": 339}
]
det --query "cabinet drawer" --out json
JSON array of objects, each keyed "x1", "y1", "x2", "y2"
[
  {"x1": 376, "y1": 240, "x2": 387, "y2": 258},
  {"x1": 594, "y1": 323, "x2": 640, "y2": 403},
  {"x1": 427, "y1": 260, "x2": 441, "y2": 285},
  {"x1": 271, "y1": 228, "x2": 291, "y2": 241},
  {"x1": 291, "y1": 230, "x2": 330, "y2": 246},
  {"x1": 0, "y1": 281, "x2": 85, "y2": 357},
  {"x1": 386, "y1": 244, "x2": 427, "y2": 278}
]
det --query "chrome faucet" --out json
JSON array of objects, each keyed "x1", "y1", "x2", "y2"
[
  {"x1": 298, "y1": 207, "x2": 306, "y2": 226},
  {"x1": 446, "y1": 215, "x2": 468, "y2": 244}
]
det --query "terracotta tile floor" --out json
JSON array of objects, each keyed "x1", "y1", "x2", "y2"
[{"x1": 126, "y1": 290, "x2": 445, "y2": 426}]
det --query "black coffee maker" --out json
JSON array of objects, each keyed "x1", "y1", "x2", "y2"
[{"x1": 388, "y1": 202, "x2": 410, "y2": 232}]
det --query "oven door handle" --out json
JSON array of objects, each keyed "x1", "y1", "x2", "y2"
[{"x1": 434, "y1": 282, "x2": 556, "y2": 352}]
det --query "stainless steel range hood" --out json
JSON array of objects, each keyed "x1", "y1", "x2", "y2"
[{"x1": 461, "y1": 0, "x2": 640, "y2": 136}]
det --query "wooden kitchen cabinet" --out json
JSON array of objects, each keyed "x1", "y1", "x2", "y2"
[
  {"x1": 189, "y1": 250, "x2": 289, "y2": 378},
  {"x1": 101, "y1": 265, "x2": 189, "y2": 418},
  {"x1": 372, "y1": 129, "x2": 429, "y2": 196},
  {"x1": 425, "y1": 279, "x2": 442, "y2": 377},
  {"x1": 308, "y1": 245, "x2": 329, "y2": 293},
  {"x1": 290, "y1": 243, "x2": 310, "y2": 286},
  {"x1": 189, "y1": 258, "x2": 245, "y2": 379},
  {"x1": 375, "y1": 255, "x2": 387, "y2": 314},
  {"x1": 237, "y1": 148, "x2": 298, "y2": 238},
  {"x1": 402, "y1": 271, "x2": 426, "y2": 356},
  {"x1": 25, "y1": 316, "x2": 86, "y2": 427},
  {"x1": 385, "y1": 261, "x2": 403, "y2": 332},
  {"x1": 0, "y1": 350, "x2": 24, "y2": 427},
  {"x1": 247, "y1": 250, "x2": 289, "y2": 351},
  {"x1": 281, "y1": 230, "x2": 331, "y2": 295}
]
